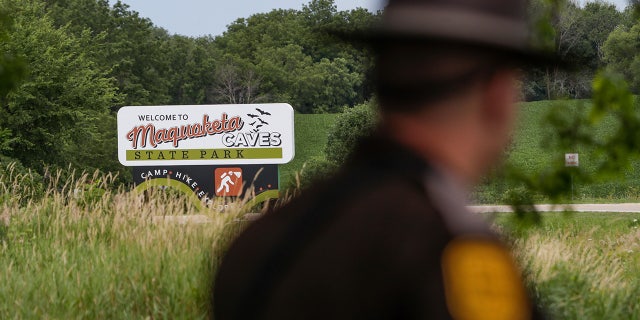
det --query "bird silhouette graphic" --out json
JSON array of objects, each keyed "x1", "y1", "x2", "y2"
[
  {"x1": 247, "y1": 114, "x2": 259, "y2": 118},
  {"x1": 256, "y1": 108, "x2": 272, "y2": 116},
  {"x1": 258, "y1": 118, "x2": 269, "y2": 125},
  {"x1": 249, "y1": 121, "x2": 257, "y2": 126},
  {"x1": 256, "y1": 124, "x2": 264, "y2": 129}
]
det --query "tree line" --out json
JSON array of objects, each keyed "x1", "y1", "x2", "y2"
[{"x1": 0, "y1": 0, "x2": 638, "y2": 181}]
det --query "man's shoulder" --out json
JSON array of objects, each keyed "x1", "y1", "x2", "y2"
[
  {"x1": 222, "y1": 166, "x2": 442, "y2": 259},
  {"x1": 240, "y1": 168, "x2": 449, "y2": 256}
]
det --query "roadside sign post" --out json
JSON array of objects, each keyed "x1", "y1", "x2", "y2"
[
  {"x1": 565, "y1": 153, "x2": 579, "y2": 201},
  {"x1": 117, "y1": 103, "x2": 295, "y2": 210}
]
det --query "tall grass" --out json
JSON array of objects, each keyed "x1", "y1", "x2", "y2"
[
  {"x1": 495, "y1": 213, "x2": 640, "y2": 319},
  {"x1": 3, "y1": 166, "x2": 640, "y2": 318},
  {"x1": 0, "y1": 168, "x2": 247, "y2": 319}
]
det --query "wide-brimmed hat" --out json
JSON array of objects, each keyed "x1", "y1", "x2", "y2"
[{"x1": 335, "y1": 0, "x2": 556, "y2": 64}]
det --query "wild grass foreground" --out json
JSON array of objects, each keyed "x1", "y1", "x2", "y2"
[
  {"x1": 2, "y1": 169, "x2": 640, "y2": 319},
  {"x1": 497, "y1": 212, "x2": 640, "y2": 319},
  {"x1": 0, "y1": 169, "x2": 247, "y2": 319}
]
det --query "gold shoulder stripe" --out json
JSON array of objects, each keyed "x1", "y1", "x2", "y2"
[{"x1": 441, "y1": 237, "x2": 532, "y2": 320}]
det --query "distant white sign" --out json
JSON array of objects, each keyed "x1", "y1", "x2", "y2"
[
  {"x1": 117, "y1": 104, "x2": 295, "y2": 166},
  {"x1": 565, "y1": 153, "x2": 579, "y2": 167}
]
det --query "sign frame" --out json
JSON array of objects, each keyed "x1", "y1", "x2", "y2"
[
  {"x1": 117, "y1": 104, "x2": 295, "y2": 167},
  {"x1": 565, "y1": 153, "x2": 579, "y2": 167}
]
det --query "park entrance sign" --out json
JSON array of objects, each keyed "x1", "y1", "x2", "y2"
[
  {"x1": 117, "y1": 104, "x2": 294, "y2": 166},
  {"x1": 117, "y1": 104, "x2": 295, "y2": 209}
]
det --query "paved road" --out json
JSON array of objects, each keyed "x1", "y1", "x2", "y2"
[{"x1": 468, "y1": 203, "x2": 640, "y2": 213}]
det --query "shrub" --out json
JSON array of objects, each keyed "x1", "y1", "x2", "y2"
[
  {"x1": 285, "y1": 158, "x2": 337, "y2": 191},
  {"x1": 324, "y1": 101, "x2": 378, "y2": 165}
]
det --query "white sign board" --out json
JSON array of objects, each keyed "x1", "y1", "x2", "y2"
[
  {"x1": 117, "y1": 104, "x2": 295, "y2": 166},
  {"x1": 565, "y1": 153, "x2": 579, "y2": 167}
]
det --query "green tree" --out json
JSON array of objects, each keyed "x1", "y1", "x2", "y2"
[
  {"x1": 526, "y1": 0, "x2": 623, "y2": 100},
  {"x1": 0, "y1": 9, "x2": 26, "y2": 157},
  {"x1": 163, "y1": 35, "x2": 219, "y2": 105},
  {"x1": 46, "y1": 0, "x2": 173, "y2": 106},
  {"x1": 0, "y1": 0, "x2": 121, "y2": 173},
  {"x1": 325, "y1": 101, "x2": 377, "y2": 164},
  {"x1": 106, "y1": 2, "x2": 171, "y2": 105},
  {"x1": 254, "y1": 44, "x2": 312, "y2": 108},
  {"x1": 0, "y1": 11, "x2": 25, "y2": 99},
  {"x1": 582, "y1": 2, "x2": 622, "y2": 67},
  {"x1": 296, "y1": 57, "x2": 362, "y2": 113},
  {"x1": 214, "y1": 1, "x2": 377, "y2": 113},
  {"x1": 603, "y1": 22, "x2": 640, "y2": 93}
]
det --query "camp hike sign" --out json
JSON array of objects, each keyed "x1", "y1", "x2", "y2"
[
  {"x1": 132, "y1": 165, "x2": 280, "y2": 210},
  {"x1": 117, "y1": 104, "x2": 294, "y2": 166}
]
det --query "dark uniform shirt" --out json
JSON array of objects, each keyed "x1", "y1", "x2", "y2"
[{"x1": 213, "y1": 134, "x2": 541, "y2": 320}]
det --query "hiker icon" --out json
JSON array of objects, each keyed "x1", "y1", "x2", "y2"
[{"x1": 215, "y1": 168, "x2": 243, "y2": 196}]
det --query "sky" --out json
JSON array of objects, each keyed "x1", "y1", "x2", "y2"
[
  {"x1": 109, "y1": 0, "x2": 629, "y2": 38},
  {"x1": 109, "y1": 0, "x2": 385, "y2": 37}
]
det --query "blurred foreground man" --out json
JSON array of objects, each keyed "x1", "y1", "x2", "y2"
[{"x1": 214, "y1": 0, "x2": 551, "y2": 319}]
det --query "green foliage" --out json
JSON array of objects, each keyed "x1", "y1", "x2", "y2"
[
  {"x1": 0, "y1": 10, "x2": 26, "y2": 98},
  {"x1": 164, "y1": 36, "x2": 218, "y2": 105},
  {"x1": 0, "y1": 9, "x2": 26, "y2": 156},
  {"x1": 324, "y1": 101, "x2": 378, "y2": 164},
  {"x1": 526, "y1": 0, "x2": 624, "y2": 100},
  {"x1": 0, "y1": 0, "x2": 121, "y2": 174},
  {"x1": 45, "y1": 0, "x2": 222, "y2": 107},
  {"x1": 286, "y1": 157, "x2": 337, "y2": 191},
  {"x1": 215, "y1": 0, "x2": 376, "y2": 113},
  {"x1": 603, "y1": 23, "x2": 640, "y2": 93}
]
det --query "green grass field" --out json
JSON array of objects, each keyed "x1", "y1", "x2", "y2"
[
  {"x1": 283, "y1": 99, "x2": 640, "y2": 203},
  {"x1": 493, "y1": 98, "x2": 640, "y2": 203},
  {"x1": 279, "y1": 113, "x2": 338, "y2": 185}
]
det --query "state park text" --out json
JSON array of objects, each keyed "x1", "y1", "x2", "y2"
[{"x1": 126, "y1": 148, "x2": 282, "y2": 161}]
